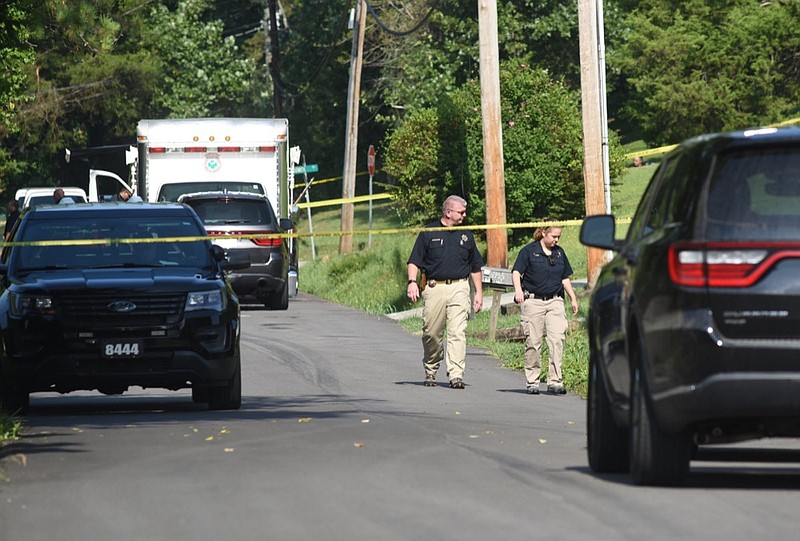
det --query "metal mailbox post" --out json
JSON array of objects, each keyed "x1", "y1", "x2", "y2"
[{"x1": 481, "y1": 266, "x2": 514, "y2": 341}]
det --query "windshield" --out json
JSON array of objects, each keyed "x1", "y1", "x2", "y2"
[
  {"x1": 12, "y1": 216, "x2": 213, "y2": 272},
  {"x1": 158, "y1": 182, "x2": 264, "y2": 202}
]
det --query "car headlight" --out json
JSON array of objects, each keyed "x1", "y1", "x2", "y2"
[
  {"x1": 185, "y1": 289, "x2": 226, "y2": 312},
  {"x1": 8, "y1": 292, "x2": 55, "y2": 317}
]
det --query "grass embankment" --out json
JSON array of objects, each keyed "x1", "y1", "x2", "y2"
[{"x1": 297, "y1": 164, "x2": 655, "y2": 397}]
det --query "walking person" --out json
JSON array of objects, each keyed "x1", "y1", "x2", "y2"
[
  {"x1": 407, "y1": 195, "x2": 484, "y2": 389},
  {"x1": 4, "y1": 200, "x2": 20, "y2": 241},
  {"x1": 511, "y1": 223, "x2": 579, "y2": 395}
]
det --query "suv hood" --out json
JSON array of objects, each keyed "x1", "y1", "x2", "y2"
[{"x1": 12, "y1": 267, "x2": 219, "y2": 293}]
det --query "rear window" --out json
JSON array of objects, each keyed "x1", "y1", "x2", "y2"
[
  {"x1": 704, "y1": 146, "x2": 800, "y2": 241},
  {"x1": 158, "y1": 182, "x2": 264, "y2": 202},
  {"x1": 186, "y1": 198, "x2": 275, "y2": 226}
]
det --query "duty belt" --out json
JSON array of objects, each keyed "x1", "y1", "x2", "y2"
[
  {"x1": 524, "y1": 290, "x2": 563, "y2": 301},
  {"x1": 428, "y1": 276, "x2": 469, "y2": 288}
]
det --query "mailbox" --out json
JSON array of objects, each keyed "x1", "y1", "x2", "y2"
[{"x1": 481, "y1": 266, "x2": 513, "y2": 289}]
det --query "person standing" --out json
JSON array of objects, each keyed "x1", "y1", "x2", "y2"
[
  {"x1": 511, "y1": 223, "x2": 579, "y2": 395},
  {"x1": 4, "y1": 200, "x2": 20, "y2": 241},
  {"x1": 407, "y1": 195, "x2": 484, "y2": 389}
]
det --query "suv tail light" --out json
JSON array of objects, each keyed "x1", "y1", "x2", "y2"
[
  {"x1": 669, "y1": 242, "x2": 800, "y2": 287},
  {"x1": 206, "y1": 230, "x2": 283, "y2": 247},
  {"x1": 251, "y1": 236, "x2": 283, "y2": 247}
]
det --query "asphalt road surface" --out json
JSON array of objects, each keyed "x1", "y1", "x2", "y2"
[{"x1": 2, "y1": 293, "x2": 800, "y2": 541}]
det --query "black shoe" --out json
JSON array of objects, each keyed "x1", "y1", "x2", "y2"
[
  {"x1": 526, "y1": 384, "x2": 539, "y2": 395},
  {"x1": 424, "y1": 375, "x2": 436, "y2": 387},
  {"x1": 450, "y1": 378, "x2": 465, "y2": 389},
  {"x1": 548, "y1": 385, "x2": 566, "y2": 395}
]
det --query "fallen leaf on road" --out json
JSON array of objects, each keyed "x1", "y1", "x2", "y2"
[
  {"x1": 469, "y1": 435, "x2": 480, "y2": 439},
  {"x1": 538, "y1": 438, "x2": 547, "y2": 444},
  {"x1": 353, "y1": 442, "x2": 365, "y2": 448},
  {"x1": 224, "y1": 448, "x2": 235, "y2": 453},
  {"x1": 205, "y1": 436, "x2": 214, "y2": 441},
  {"x1": 298, "y1": 418, "x2": 312, "y2": 423},
  {"x1": 361, "y1": 419, "x2": 370, "y2": 423},
  {"x1": 219, "y1": 428, "x2": 230, "y2": 434}
]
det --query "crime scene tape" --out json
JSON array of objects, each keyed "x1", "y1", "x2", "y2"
[
  {"x1": 623, "y1": 116, "x2": 800, "y2": 160},
  {"x1": 0, "y1": 217, "x2": 633, "y2": 248},
  {"x1": 295, "y1": 192, "x2": 392, "y2": 209}
]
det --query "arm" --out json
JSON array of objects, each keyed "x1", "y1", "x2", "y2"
[
  {"x1": 407, "y1": 263, "x2": 420, "y2": 302},
  {"x1": 512, "y1": 270, "x2": 526, "y2": 304},
  {"x1": 470, "y1": 269, "x2": 483, "y2": 313},
  {"x1": 562, "y1": 278, "x2": 579, "y2": 315}
]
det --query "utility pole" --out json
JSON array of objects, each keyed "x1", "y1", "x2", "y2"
[
  {"x1": 578, "y1": 0, "x2": 607, "y2": 287},
  {"x1": 268, "y1": 0, "x2": 282, "y2": 117},
  {"x1": 339, "y1": 0, "x2": 366, "y2": 255},
  {"x1": 478, "y1": 0, "x2": 508, "y2": 268}
]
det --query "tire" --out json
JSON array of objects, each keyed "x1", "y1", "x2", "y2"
[
  {"x1": 208, "y1": 354, "x2": 242, "y2": 410},
  {"x1": 266, "y1": 279, "x2": 289, "y2": 310},
  {"x1": 587, "y1": 349, "x2": 629, "y2": 473},
  {"x1": 191, "y1": 386, "x2": 210, "y2": 404},
  {"x1": 629, "y1": 360, "x2": 691, "y2": 486}
]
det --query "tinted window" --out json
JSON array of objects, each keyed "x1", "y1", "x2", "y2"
[
  {"x1": 704, "y1": 146, "x2": 800, "y2": 241},
  {"x1": 12, "y1": 216, "x2": 210, "y2": 271},
  {"x1": 158, "y1": 182, "x2": 264, "y2": 202},
  {"x1": 187, "y1": 199, "x2": 275, "y2": 226}
]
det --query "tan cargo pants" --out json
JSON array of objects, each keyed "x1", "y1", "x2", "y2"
[
  {"x1": 421, "y1": 280, "x2": 470, "y2": 381},
  {"x1": 520, "y1": 297, "x2": 568, "y2": 387}
]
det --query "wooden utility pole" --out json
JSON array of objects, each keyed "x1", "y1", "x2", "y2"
[
  {"x1": 267, "y1": 0, "x2": 282, "y2": 117},
  {"x1": 339, "y1": 0, "x2": 366, "y2": 255},
  {"x1": 478, "y1": 0, "x2": 508, "y2": 268},
  {"x1": 578, "y1": 0, "x2": 607, "y2": 287}
]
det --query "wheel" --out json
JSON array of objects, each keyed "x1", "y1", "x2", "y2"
[
  {"x1": 587, "y1": 348, "x2": 629, "y2": 473},
  {"x1": 266, "y1": 279, "x2": 289, "y2": 310},
  {"x1": 208, "y1": 354, "x2": 242, "y2": 410},
  {"x1": 191, "y1": 386, "x2": 210, "y2": 404},
  {"x1": 0, "y1": 377, "x2": 30, "y2": 415},
  {"x1": 629, "y1": 360, "x2": 691, "y2": 486}
]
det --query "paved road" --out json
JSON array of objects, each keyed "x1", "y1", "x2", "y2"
[{"x1": 2, "y1": 293, "x2": 799, "y2": 541}]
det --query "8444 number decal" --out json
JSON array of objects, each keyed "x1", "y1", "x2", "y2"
[{"x1": 102, "y1": 342, "x2": 143, "y2": 358}]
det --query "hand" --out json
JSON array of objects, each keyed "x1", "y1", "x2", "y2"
[
  {"x1": 514, "y1": 290, "x2": 525, "y2": 304},
  {"x1": 473, "y1": 291, "x2": 483, "y2": 313},
  {"x1": 407, "y1": 281, "x2": 419, "y2": 302},
  {"x1": 570, "y1": 298, "x2": 579, "y2": 315}
]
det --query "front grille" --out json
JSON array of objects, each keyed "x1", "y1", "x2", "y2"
[{"x1": 58, "y1": 292, "x2": 186, "y2": 328}]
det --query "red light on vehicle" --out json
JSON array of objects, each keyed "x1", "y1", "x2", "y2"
[
  {"x1": 251, "y1": 236, "x2": 283, "y2": 247},
  {"x1": 184, "y1": 146, "x2": 207, "y2": 153},
  {"x1": 669, "y1": 242, "x2": 800, "y2": 287},
  {"x1": 149, "y1": 147, "x2": 166, "y2": 154},
  {"x1": 217, "y1": 147, "x2": 241, "y2": 152},
  {"x1": 258, "y1": 146, "x2": 276, "y2": 153}
]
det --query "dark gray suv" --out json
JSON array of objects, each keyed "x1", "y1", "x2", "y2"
[
  {"x1": 580, "y1": 126, "x2": 800, "y2": 485},
  {"x1": 181, "y1": 192, "x2": 293, "y2": 310}
]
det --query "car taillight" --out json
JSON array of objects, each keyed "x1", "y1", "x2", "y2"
[
  {"x1": 669, "y1": 242, "x2": 800, "y2": 287},
  {"x1": 251, "y1": 237, "x2": 283, "y2": 247}
]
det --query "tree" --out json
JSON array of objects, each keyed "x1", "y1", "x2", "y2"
[
  {"x1": 0, "y1": 0, "x2": 35, "y2": 134},
  {"x1": 144, "y1": 0, "x2": 258, "y2": 118},
  {"x1": 383, "y1": 62, "x2": 626, "y2": 244},
  {"x1": 608, "y1": 0, "x2": 800, "y2": 145}
]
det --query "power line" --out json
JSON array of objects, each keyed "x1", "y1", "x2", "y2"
[{"x1": 363, "y1": 0, "x2": 435, "y2": 37}]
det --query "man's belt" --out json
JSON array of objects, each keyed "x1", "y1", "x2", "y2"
[
  {"x1": 524, "y1": 290, "x2": 563, "y2": 301},
  {"x1": 428, "y1": 276, "x2": 469, "y2": 288}
]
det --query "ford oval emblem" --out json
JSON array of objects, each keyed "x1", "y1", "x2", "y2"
[{"x1": 107, "y1": 301, "x2": 137, "y2": 313}]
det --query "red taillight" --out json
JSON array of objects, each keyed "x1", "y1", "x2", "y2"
[
  {"x1": 149, "y1": 147, "x2": 166, "y2": 154},
  {"x1": 251, "y1": 236, "x2": 283, "y2": 247},
  {"x1": 669, "y1": 242, "x2": 800, "y2": 287},
  {"x1": 205, "y1": 230, "x2": 282, "y2": 247}
]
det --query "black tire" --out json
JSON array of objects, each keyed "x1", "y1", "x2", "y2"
[
  {"x1": 587, "y1": 349, "x2": 629, "y2": 473},
  {"x1": 191, "y1": 386, "x2": 210, "y2": 404},
  {"x1": 629, "y1": 361, "x2": 691, "y2": 486},
  {"x1": 0, "y1": 380, "x2": 30, "y2": 415},
  {"x1": 266, "y1": 279, "x2": 289, "y2": 310},
  {"x1": 208, "y1": 354, "x2": 242, "y2": 410}
]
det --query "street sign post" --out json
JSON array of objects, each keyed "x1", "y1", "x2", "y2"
[
  {"x1": 367, "y1": 145, "x2": 376, "y2": 247},
  {"x1": 293, "y1": 164, "x2": 319, "y2": 174}
]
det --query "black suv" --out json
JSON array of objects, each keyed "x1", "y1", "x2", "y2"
[
  {"x1": 180, "y1": 192, "x2": 293, "y2": 310},
  {"x1": 580, "y1": 127, "x2": 800, "y2": 485},
  {"x1": 0, "y1": 202, "x2": 248, "y2": 413}
]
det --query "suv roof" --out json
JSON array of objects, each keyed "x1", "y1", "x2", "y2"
[{"x1": 25, "y1": 201, "x2": 194, "y2": 218}]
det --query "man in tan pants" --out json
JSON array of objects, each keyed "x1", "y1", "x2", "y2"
[{"x1": 406, "y1": 195, "x2": 484, "y2": 389}]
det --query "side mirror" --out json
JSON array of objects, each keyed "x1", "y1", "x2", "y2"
[
  {"x1": 579, "y1": 214, "x2": 618, "y2": 251},
  {"x1": 279, "y1": 218, "x2": 294, "y2": 231},
  {"x1": 212, "y1": 244, "x2": 251, "y2": 271}
]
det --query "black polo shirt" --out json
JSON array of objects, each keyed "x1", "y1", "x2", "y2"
[
  {"x1": 407, "y1": 220, "x2": 484, "y2": 280},
  {"x1": 512, "y1": 241, "x2": 573, "y2": 297}
]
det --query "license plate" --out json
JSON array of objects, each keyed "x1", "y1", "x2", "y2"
[{"x1": 102, "y1": 341, "x2": 143, "y2": 359}]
